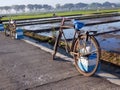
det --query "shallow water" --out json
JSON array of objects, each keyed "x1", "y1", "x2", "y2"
[
  {"x1": 17, "y1": 16, "x2": 120, "y2": 24},
  {"x1": 38, "y1": 21, "x2": 120, "y2": 38},
  {"x1": 20, "y1": 23, "x2": 60, "y2": 31},
  {"x1": 20, "y1": 16, "x2": 120, "y2": 31},
  {"x1": 37, "y1": 21, "x2": 120, "y2": 53},
  {"x1": 96, "y1": 34, "x2": 120, "y2": 53},
  {"x1": 19, "y1": 16, "x2": 120, "y2": 53}
]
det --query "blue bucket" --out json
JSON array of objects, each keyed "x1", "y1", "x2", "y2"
[
  {"x1": 0, "y1": 24, "x2": 4, "y2": 31},
  {"x1": 15, "y1": 28, "x2": 24, "y2": 39}
]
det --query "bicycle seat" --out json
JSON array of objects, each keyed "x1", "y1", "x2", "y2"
[{"x1": 72, "y1": 20, "x2": 85, "y2": 31}]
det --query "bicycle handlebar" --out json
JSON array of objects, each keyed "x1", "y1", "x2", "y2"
[{"x1": 54, "y1": 16, "x2": 85, "y2": 30}]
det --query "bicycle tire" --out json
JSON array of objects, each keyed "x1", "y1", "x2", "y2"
[{"x1": 73, "y1": 35, "x2": 100, "y2": 76}]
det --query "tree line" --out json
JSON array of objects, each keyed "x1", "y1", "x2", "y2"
[{"x1": 0, "y1": 1, "x2": 120, "y2": 14}]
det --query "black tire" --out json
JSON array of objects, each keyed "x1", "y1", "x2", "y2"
[{"x1": 73, "y1": 35, "x2": 100, "y2": 76}]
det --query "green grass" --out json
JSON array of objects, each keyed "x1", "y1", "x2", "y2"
[
  {"x1": 2, "y1": 8, "x2": 120, "y2": 21},
  {"x1": 2, "y1": 13, "x2": 54, "y2": 20}
]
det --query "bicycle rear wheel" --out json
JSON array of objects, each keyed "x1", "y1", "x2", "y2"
[{"x1": 73, "y1": 35, "x2": 100, "y2": 76}]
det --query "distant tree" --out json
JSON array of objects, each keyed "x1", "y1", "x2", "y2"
[
  {"x1": 55, "y1": 4, "x2": 61, "y2": 9},
  {"x1": 42, "y1": 4, "x2": 53, "y2": 10},
  {"x1": 12, "y1": 5, "x2": 21, "y2": 13},
  {"x1": 110, "y1": 3, "x2": 118, "y2": 8},
  {"x1": 103, "y1": 2, "x2": 112, "y2": 8},
  {"x1": 0, "y1": 1, "x2": 119, "y2": 14},
  {"x1": 90, "y1": 3, "x2": 102, "y2": 9},
  {"x1": 116, "y1": 3, "x2": 120, "y2": 7},
  {"x1": 4, "y1": 6, "x2": 11, "y2": 13},
  {"x1": 62, "y1": 3, "x2": 74, "y2": 10},
  {"x1": 0, "y1": 7, "x2": 4, "y2": 12},
  {"x1": 27, "y1": 4, "x2": 34, "y2": 11},
  {"x1": 19, "y1": 5, "x2": 26, "y2": 12},
  {"x1": 37, "y1": 4, "x2": 42, "y2": 10},
  {"x1": 75, "y1": 3, "x2": 88, "y2": 9},
  {"x1": 33, "y1": 4, "x2": 42, "y2": 10}
]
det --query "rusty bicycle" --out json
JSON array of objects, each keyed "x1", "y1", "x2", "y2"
[
  {"x1": 52, "y1": 17, "x2": 101, "y2": 76},
  {"x1": 5, "y1": 20, "x2": 16, "y2": 39}
]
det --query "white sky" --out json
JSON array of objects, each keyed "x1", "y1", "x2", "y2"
[{"x1": 0, "y1": 0, "x2": 120, "y2": 7}]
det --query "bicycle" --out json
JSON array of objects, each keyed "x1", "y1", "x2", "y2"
[
  {"x1": 52, "y1": 17, "x2": 101, "y2": 76},
  {"x1": 5, "y1": 21, "x2": 16, "y2": 39}
]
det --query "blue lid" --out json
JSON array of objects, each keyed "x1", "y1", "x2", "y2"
[{"x1": 72, "y1": 20, "x2": 84, "y2": 30}]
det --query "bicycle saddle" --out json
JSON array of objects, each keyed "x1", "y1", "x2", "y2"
[{"x1": 72, "y1": 20, "x2": 85, "y2": 31}]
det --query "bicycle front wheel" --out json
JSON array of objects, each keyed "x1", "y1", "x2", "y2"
[{"x1": 73, "y1": 35, "x2": 100, "y2": 76}]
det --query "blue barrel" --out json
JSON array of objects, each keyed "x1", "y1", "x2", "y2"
[
  {"x1": 0, "y1": 24, "x2": 4, "y2": 31},
  {"x1": 15, "y1": 28, "x2": 24, "y2": 39}
]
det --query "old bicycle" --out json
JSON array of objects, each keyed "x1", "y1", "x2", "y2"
[
  {"x1": 5, "y1": 19, "x2": 16, "y2": 39},
  {"x1": 52, "y1": 17, "x2": 101, "y2": 76}
]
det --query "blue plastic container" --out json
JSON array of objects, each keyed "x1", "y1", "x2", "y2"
[
  {"x1": 0, "y1": 24, "x2": 4, "y2": 31},
  {"x1": 15, "y1": 28, "x2": 24, "y2": 39}
]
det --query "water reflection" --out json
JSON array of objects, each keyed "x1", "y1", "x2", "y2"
[
  {"x1": 38, "y1": 21, "x2": 120, "y2": 38},
  {"x1": 96, "y1": 34, "x2": 120, "y2": 53},
  {"x1": 21, "y1": 23, "x2": 60, "y2": 31},
  {"x1": 20, "y1": 16, "x2": 120, "y2": 31},
  {"x1": 38, "y1": 22, "x2": 120, "y2": 53},
  {"x1": 83, "y1": 22, "x2": 120, "y2": 33}
]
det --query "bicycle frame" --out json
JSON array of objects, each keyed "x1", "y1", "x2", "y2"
[
  {"x1": 54, "y1": 17, "x2": 97, "y2": 56},
  {"x1": 56, "y1": 17, "x2": 81, "y2": 55}
]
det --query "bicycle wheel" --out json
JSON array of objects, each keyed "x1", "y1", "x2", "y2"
[{"x1": 73, "y1": 35, "x2": 100, "y2": 76}]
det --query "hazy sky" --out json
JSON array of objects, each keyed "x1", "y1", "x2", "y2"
[{"x1": 0, "y1": 0, "x2": 120, "y2": 7}]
